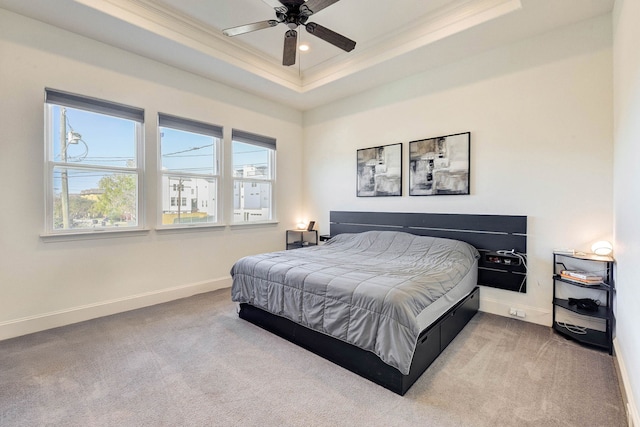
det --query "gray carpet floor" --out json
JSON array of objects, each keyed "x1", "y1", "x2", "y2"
[{"x1": 0, "y1": 288, "x2": 626, "y2": 427}]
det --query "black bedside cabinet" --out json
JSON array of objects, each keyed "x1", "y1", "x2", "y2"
[{"x1": 286, "y1": 229, "x2": 318, "y2": 250}]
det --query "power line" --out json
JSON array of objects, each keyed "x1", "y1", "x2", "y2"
[
  {"x1": 162, "y1": 154, "x2": 211, "y2": 158},
  {"x1": 163, "y1": 144, "x2": 213, "y2": 156}
]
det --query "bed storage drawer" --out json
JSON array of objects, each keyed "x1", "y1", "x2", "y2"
[
  {"x1": 239, "y1": 302, "x2": 408, "y2": 393},
  {"x1": 403, "y1": 323, "x2": 441, "y2": 392},
  {"x1": 440, "y1": 287, "x2": 479, "y2": 349}
]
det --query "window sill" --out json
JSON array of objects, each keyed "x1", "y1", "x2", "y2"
[
  {"x1": 155, "y1": 223, "x2": 226, "y2": 233},
  {"x1": 229, "y1": 220, "x2": 279, "y2": 229},
  {"x1": 40, "y1": 228, "x2": 151, "y2": 242}
]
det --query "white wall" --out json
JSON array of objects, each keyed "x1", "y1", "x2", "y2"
[
  {"x1": 613, "y1": 0, "x2": 640, "y2": 423},
  {"x1": 303, "y1": 15, "x2": 613, "y2": 326},
  {"x1": 1, "y1": 4, "x2": 634, "y2": 418},
  {"x1": 0, "y1": 9, "x2": 304, "y2": 339}
]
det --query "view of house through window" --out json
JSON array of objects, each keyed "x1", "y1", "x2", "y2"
[
  {"x1": 159, "y1": 114, "x2": 221, "y2": 226},
  {"x1": 45, "y1": 89, "x2": 143, "y2": 233},
  {"x1": 232, "y1": 130, "x2": 276, "y2": 223},
  {"x1": 45, "y1": 91, "x2": 275, "y2": 232}
]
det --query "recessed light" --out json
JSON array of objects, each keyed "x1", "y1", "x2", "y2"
[{"x1": 299, "y1": 44, "x2": 309, "y2": 52}]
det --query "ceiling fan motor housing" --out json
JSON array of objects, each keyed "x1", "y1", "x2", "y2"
[
  {"x1": 223, "y1": 0, "x2": 356, "y2": 66},
  {"x1": 277, "y1": 7, "x2": 309, "y2": 29}
]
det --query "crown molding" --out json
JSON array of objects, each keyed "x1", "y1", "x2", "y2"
[
  {"x1": 300, "y1": 0, "x2": 522, "y2": 90},
  {"x1": 76, "y1": 0, "x2": 302, "y2": 90},
  {"x1": 74, "y1": 0, "x2": 520, "y2": 94}
]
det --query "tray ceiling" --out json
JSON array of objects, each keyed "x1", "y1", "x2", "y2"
[{"x1": 0, "y1": 0, "x2": 614, "y2": 110}]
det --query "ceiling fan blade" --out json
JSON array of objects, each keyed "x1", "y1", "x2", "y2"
[
  {"x1": 300, "y1": 0, "x2": 341, "y2": 16},
  {"x1": 305, "y1": 22, "x2": 355, "y2": 52},
  {"x1": 279, "y1": 0, "x2": 305, "y2": 6},
  {"x1": 283, "y1": 29, "x2": 298, "y2": 66},
  {"x1": 222, "y1": 20, "x2": 279, "y2": 37},
  {"x1": 261, "y1": 0, "x2": 288, "y2": 13}
]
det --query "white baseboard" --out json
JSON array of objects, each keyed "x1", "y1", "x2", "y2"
[
  {"x1": 0, "y1": 277, "x2": 232, "y2": 341},
  {"x1": 630, "y1": 403, "x2": 639, "y2": 427},
  {"x1": 479, "y1": 296, "x2": 551, "y2": 327},
  {"x1": 613, "y1": 339, "x2": 640, "y2": 427}
]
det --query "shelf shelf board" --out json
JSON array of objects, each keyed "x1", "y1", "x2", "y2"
[
  {"x1": 553, "y1": 275, "x2": 609, "y2": 290},
  {"x1": 553, "y1": 321, "x2": 610, "y2": 351},
  {"x1": 553, "y1": 298, "x2": 609, "y2": 319},
  {"x1": 553, "y1": 252, "x2": 614, "y2": 263}
]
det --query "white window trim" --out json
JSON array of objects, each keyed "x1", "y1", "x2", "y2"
[
  {"x1": 40, "y1": 228, "x2": 151, "y2": 242},
  {"x1": 231, "y1": 129, "x2": 277, "y2": 225},
  {"x1": 43, "y1": 89, "x2": 145, "y2": 237},
  {"x1": 156, "y1": 113, "x2": 223, "y2": 230},
  {"x1": 228, "y1": 220, "x2": 279, "y2": 229}
]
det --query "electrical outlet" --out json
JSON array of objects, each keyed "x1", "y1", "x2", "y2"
[
  {"x1": 509, "y1": 307, "x2": 517, "y2": 316},
  {"x1": 516, "y1": 310, "x2": 526, "y2": 318}
]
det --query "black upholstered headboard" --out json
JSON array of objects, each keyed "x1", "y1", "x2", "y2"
[{"x1": 329, "y1": 211, "x2": 528, "y2": 293}]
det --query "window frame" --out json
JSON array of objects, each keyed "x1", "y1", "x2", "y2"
[
  {"x1": 231, "y1": 129, "x2": 277, "y2": 225},
  {"x1": 43, "y1": 89, "x2": 145, "y2": 236},
  {"x1": 157, "y1": 113, "x2": 223, "y2": 230}
]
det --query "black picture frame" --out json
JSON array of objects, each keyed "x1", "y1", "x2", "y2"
[
  {"x1": 409, "y1": 132, "x2": 470, "y2": 196},
  {"x1": 356, "y1": 143, "x2": 402, "y2": 197}
]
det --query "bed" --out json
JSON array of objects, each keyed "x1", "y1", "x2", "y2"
[{"x1": 231, "y1": 211, "x2": 527, "y2": 395}]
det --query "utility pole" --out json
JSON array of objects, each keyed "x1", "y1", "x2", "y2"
[
  {"x1": 60, "y1": 107, "x2": 70, "y2": 229},
  {"x1": 177, "y1": 178, "x2": 183, "y2": 223}
]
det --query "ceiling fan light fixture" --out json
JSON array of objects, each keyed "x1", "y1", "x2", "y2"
[{"x1": 222, "y1": 0, "x2": 356, "y2": 66}]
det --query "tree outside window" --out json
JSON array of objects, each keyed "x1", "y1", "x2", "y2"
[{"x1": 45, "y1": 89, "x2": 143, "y2": 233}]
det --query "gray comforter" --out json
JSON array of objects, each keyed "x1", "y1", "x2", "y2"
[{"x1": 230, "y1": 230, "x2": 479, "y2": 374}]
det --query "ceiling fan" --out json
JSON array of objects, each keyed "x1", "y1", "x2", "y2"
[{"x1": 222, "y1": 0, "x2": 356, "y2": 66}]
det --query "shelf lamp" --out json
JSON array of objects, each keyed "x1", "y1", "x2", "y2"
[
  {"x1": 297, "y1": 221, "x2": 307, "y2": 230},
  {"x1": 591, "y1": 240, "x2": 613, "y2": 256}
]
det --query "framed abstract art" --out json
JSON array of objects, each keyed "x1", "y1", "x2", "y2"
[
  {"x1": 409, "y1": 132, "x2": 470, "y2": 196},
  {"x1": 356, "y1": 143, "x2": 402, "y2": 197}
]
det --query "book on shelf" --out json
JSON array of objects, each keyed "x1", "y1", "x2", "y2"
[
  {"x1": 560, "y1": 270, "x2": 603, "y2": 285},
  {"x1": 561, "y1": 270, "x2": 603, "y2": 280}
]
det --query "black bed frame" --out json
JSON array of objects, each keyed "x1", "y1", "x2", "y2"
[
  {"x1": 237, "y1": 211, "x2": 527, "y2": 395},
  {"x1": 330, "y1": 211, "x2": 528, "y2": 293},
  {"x1": 239, "y1": 287, "x2": 478, "y2": 395}
]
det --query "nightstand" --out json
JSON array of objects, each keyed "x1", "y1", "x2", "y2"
[
  {"x1": 286, "y1": 229, "x2": 318, "y2": 250},
  {"x1": 552, "y1": 252, "x2": 615, "y2": 354}
]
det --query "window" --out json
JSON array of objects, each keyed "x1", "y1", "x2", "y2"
[
  {"x1": 44, "y1": 89, "x2": 144, "y2": 234},
  {"x1": 232, "y1": 129, "x2": 276, "y2": 223},
  {"x1": 159, "y1": 113, "x2": 221, "y2": 226}
]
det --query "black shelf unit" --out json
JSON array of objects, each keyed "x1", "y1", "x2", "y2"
[
  {"x1": 552, "y1": 252, "x2": 615, "y2": 354},
  {"x1": 286, "y1": 229, "x2": 318, "y2": 250}
]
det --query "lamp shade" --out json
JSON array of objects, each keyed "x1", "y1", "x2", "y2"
[{"x1": 591, "y1": 240, "x2": 613, "y2": 256}]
